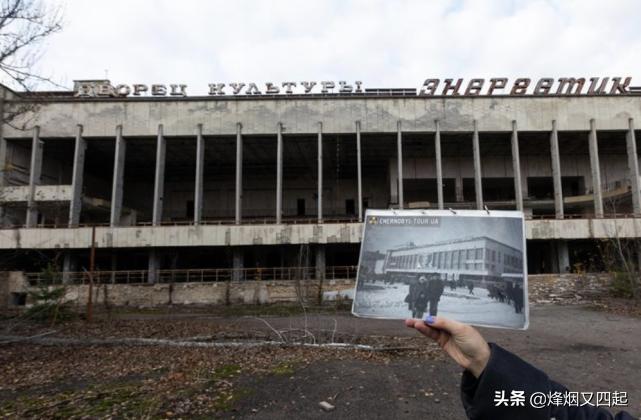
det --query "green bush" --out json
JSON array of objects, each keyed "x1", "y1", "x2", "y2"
[
  {"x1": 25, "y1": 285, "x2": 76, "y2": 323},
  {"x1": 25, "y1": 263, "x2": 76, "y2": 324},
  {"x1": 609, "y1": 272, "x2": 636, "y2": 299}
]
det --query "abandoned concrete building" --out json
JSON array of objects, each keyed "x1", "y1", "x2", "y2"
[{"x1": 1, "y1": 78, "x2": 641, "y2": 298}]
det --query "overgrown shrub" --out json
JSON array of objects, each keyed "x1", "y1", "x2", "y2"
[
  {"x1": 609, "y1": 272, "x2": 636, "y2": 299},
  {"x1": 24, "y1": 264, "x2": 76, "y2": 324}
]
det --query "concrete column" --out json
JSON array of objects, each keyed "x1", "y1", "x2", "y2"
[
  {"x1": 0, "y1": 93, "x2": 5, "y2": 224},
  {"x1": 434, "y1": 120, "x2": 444, "y2": 210},
  {"x1": 626, "y1": 118, "x2": 641, "y2": 215},
  {"x1": 276, "y1": 122, "x2": 283, "y2": 223},
  {"x1": 511, "y1": 121, "x2": 524, "y2": 212},
  {"x1": 68, "y1": 125, "x2": 86, "y2": 227},
  {"x1": 110, "y1": 254, "x2": 117, "y2": 284},
  {"x1": 548, "y1": 244, "x2": 559, "y2": 273},
  {"x1": 152, "y1": 124, "x2": 166, "y2": 226},
  {"x1": 0, "y1": 135, "x2": 6, "y2": 224},
  {"x1": 637, "y1": 243, "x2": 641, "y2": 276},
  {"x1": 315, "y1": 245, "x2": 326, "y2": 281},
  {"x1": 232, "y1": 248, "x2": 244, "y2": 281},
  {"x1": 550, "y1": 120, "x2": 564, "y2": 219},
  {"x1": 317, "y1": 122, "x2": 323, "y2": 222},
  {"x1": 235, "y1": 122, "x2": 243, "y2": 224},
  {"x1": 397, "y1": 120, "x2": 404, "y2": 209},
  {"x1": 455, "y1": 177, "x2": 464, "y2": 202},
  {"x1": 472, "y1": 120, "x2": 483, "y2": 210},
  {"x1": 110, "y1": 125, "x2": 126, "y2": 227},
  {"x1": 588, "y1": 119, "x2": 604, "y2": 218},
  {"x1": 26, "y1": 126, "x2": 43, "y2": 227},
  {"x1": 194, "y1": 124, "x2": 204, "y2": 224},
  {"x1": 356, "y1": 121, "x2": 363, "y2": 221},
  {"x1": 148, "y1": 249, "x2": 160, "y2": 284},
  {"x1": 0, "y1": 136, "x2": 6, "y2": 187},
  {"x1": 557, "y1": 241, "x2": 570, "y2": 273},
  {"x1": 62, "y1": 253, "x2": 76, "y2": 284},
  {"x1": 521, "y1": 167, "x2": 529, "y2": 200}
]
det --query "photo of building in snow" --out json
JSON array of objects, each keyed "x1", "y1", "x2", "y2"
[{"x1": 353, "y1": 210, "x2": 527, "y2": 329}]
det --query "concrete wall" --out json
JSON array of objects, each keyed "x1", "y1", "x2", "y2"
[
  {"x1": 4, "y1": 96, "x2": 641, "y2": 139},
  {"x1": 0, "y1": 218, "x2": 640, "y2": 249},
  {"x1": 0, "y1": 271, "x2": 615, "y2": 308},
  {"x1": 0, "y1": 185, "x2": 72, "y2": 202},
  {"x1": 20, "y1": 279, "x2": 355, "y2": 307},
  {"x1": 526, "y1": 218, "x2": 641, "y2": 239},
  {"x1": 0, "y1": 223, "x2": 361, "y2": 249},
  {"x1": 0, "y1": 271, "x2": 28, "y2": 306}
]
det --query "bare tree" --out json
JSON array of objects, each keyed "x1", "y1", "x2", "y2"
[
  {"x1": 0, "y1": 0, "x2": 62, "y2": 90},
  {"x1": 0, "y1": 0, "x2": 63, "y2": 129},
  {"x1": 600, "y1": 197, "x2": 641, "y2": 299}
]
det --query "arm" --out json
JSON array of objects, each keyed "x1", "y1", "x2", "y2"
[{"x1": 405, "y1": 317, "x2": 636, "y2": 420}]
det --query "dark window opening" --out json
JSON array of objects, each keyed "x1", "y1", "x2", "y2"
[
  {"x1": 186, "y1": 200, "x2": 194, "y2": 219},
  {"x1": 11, "y1": 292, "x2": 26, "y2": 306},
  {"x1": 404, "y1": 178, "x2": 457, "y2": 206},
  {"x1": 297, "y1": 199, "x2": 306, "y2": 217},
  {"x1": 528, "y1": 176, "x2": 585, "y2": 200},
  {"x1": 405, "y1": 178, "x2": 438, "y2": 205},
  {"x1": 345, "y1": 199, "x2": 355, "y2": 216},
  {"x1": 483, "y1": 178, "x2": 516, "y2": 201},
  {"x1": 527, "y1": 177, "x2": 554, "y2": 200},
  {"x1": 463, "y1": 178, "x2": 477, "y2": 202},
  {"x1": 562, "y1": 177, "x2": 584, "y2": 197}
]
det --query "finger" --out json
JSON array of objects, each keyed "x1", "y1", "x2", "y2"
[
  {"x1": 406, "y1": 319, "x2": 441, "y2": 341},
  {"x1": 426, "y1": 316, "x2": 467, "y2": 336},
  {"x1": 415, "y1": 322, "x2": 441, "y2": 341}
]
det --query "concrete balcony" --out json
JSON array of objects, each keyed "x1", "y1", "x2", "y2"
[
  {"x1": 0, "y1": 216, "x2": 639, "y2": 249},
  {"x1": 0, "y1": 185, "x2": 72, "y2": 202}
]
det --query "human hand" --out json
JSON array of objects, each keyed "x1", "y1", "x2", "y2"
[{"x1": 405, "y1": 316, "x2": 490, "y2": 378}]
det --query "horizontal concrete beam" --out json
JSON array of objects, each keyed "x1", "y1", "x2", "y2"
[
  {"x1": 4, "y1": 96, "x2": 641, "y2": 138},
  {"x1": 526, "y1": 218, "x2": 641, "y2": 240},
  {"x1": 0, "y1": 223, "x2": 362, "y2": 249},
  {"x1": 0, "y1": 218, "x2": 640, "y2": 249},
  {"x1": 0, "y1": 185, "x2": 72, "y2": 202}
]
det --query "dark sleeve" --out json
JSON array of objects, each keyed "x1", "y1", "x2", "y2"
[{"x1": 460, "y1": 343, "x2": 637, "y2": 420}]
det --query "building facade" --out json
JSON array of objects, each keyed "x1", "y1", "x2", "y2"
[{"x1": 1, "y1": 78, "x2": 641, "y2": 284}]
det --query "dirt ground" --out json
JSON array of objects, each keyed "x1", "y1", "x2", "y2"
[{"x1": 0, "y1": 303, "x2": 639, "y2": 419}]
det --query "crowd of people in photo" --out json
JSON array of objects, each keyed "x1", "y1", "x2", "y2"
[
  {"x1": 402, "y1": 274, "x2": 526, "y2": 318},
  {"x1": 487, "y1": 281, "x2": 525, "y2": 314}
]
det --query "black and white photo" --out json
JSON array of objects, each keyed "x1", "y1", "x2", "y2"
[{"x1": 352, "y1": 209, "x2": 528, "y2": 329}]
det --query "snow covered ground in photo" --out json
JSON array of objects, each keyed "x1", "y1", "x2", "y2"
[{"x1": 353, "y1": 281, "x2": 527, "y2": 329}]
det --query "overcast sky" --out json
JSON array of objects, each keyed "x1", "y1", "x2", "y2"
[{"x1": 30, "y1": 0, "x2": 641, "y2": 94}]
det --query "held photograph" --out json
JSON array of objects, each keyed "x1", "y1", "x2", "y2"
[{"x1": 352, "y1": 209, "x2": 528, "y2": 329}]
